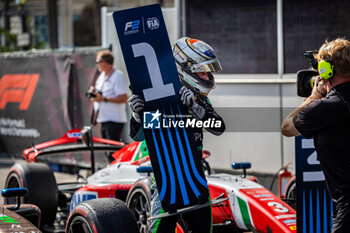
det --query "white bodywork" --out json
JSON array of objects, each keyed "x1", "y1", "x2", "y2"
[
  {"x1": 87, "y1": 161, "x2": 151, "y2": 184},
  {"x1": 87, "y1": 159, "x2": 264, "y2": 231}
]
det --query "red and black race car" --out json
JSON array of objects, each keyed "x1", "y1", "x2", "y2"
[{"x1": 4, "y1": 128, "x2": 296, "y2": 233}]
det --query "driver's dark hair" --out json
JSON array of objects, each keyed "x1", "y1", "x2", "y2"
[{"x1": 97, "y1": 50, "x2": 114, "y2": 65}]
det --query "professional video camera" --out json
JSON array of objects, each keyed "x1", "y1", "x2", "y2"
[
  {"x1": 296, "y1": 50, "x2": 319, "y2": 97},
  {"x1": 85, "y1": 88, "x2": 102, "y2": 99}
]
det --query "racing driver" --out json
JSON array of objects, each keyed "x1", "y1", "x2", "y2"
[{"x1": 128, "y1": 37, "x2": 225, "y2": 233}]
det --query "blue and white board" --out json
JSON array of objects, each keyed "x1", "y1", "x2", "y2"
[
  {"x1": 113, "y1": 4, "x2": 209, "y2": 212},
  {"x1": 295, "y1": 136, "x2": 333, "y2": 233}
]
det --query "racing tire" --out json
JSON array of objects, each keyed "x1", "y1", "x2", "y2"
[
  {"x1": 4, "y1": 162, "x2": 58, "y2": 226},
  {"x1": 284, "y1": 176, "x2": 296, "y2": 210},
  {"x1": 126, "y1": 177, "x2": 152, "y2": 233},
  {"x1": 66, "y1": 198, "x2": 139, "y2": 233}
]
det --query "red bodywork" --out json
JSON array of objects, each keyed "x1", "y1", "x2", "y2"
[
  {"x1": 23, "y1": 129, "x2": 124, "y2": 163},
  {"x1": 241, "y1": 188, "x2": 296, "y2": 232},
  {"x1": 77, "y1": 183, "x2": 133, "y2": 199},
  {"x1": 209, "y1": 184, "x2": 234, "y2": 224}
]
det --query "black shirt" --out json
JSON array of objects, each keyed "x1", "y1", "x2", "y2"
[{"x1": 293, "y1": 82, "x2": 350, "y2": 202}]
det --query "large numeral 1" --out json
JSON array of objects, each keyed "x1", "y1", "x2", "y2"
[{"x1": 132, "y1": 42, "x2": 175, "y2": 102}]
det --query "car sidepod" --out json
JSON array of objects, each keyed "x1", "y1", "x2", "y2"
[
  {"x1": 207, "y1": 173, "x2": 296, "y2": 233},
  {"x1": 70, "y1": 183, "x2": 134, "y2": 212},
  {"x1": 69, "y1": 160, "x2": 150, "y2": 211}
]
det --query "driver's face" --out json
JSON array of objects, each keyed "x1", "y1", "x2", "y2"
[{"x1": 197, "y1": 72, "x2": 210, "y2": 80}]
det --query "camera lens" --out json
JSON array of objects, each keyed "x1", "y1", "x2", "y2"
[{"x1": 296, "y1": 70, "x2": 319, "y2": 97}]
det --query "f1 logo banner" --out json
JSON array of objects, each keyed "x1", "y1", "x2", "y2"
[
  {"x1": 295, "y1": 136, "x2": 333, "y2": 233},
  {"x1": 0, "y1": 51, "x2": 98, "y2": 158},
  {"x1": 0, "y1": 74, "x2": 39, "y2": 110},
  {"x1": 113, "y1": 4, "x2": 209, "y2": 212}
]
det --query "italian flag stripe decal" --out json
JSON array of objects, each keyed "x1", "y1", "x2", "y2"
[{"x1": 237, "y1": 196, "x2": 252, "y2": 229}]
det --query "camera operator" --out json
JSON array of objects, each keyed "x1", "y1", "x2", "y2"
[
  {"x1": 281, "y1": 38, "x2": 350, "y2": 232},
  {"x1": 89, "y1": 50, "x2": 128, "y2": 143}
]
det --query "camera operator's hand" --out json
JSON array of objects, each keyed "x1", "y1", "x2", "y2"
[
  {"x1": 88, "y1": 85, "x2": 95, "y2": 92},
  {"x1": 179, "y1": 86, "x2": 205, "y2": 119},
  {"x1": 128, "y1": 95, "x2": 144, "y2": 123},
  {"x1": 91, "y1": 91, "x2": 104, "y2": 102},
  {"x1": 309, "y1": 76, "x2": 327, "y2": 100}
]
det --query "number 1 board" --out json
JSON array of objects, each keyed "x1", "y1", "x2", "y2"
[{"x1": 112, "y1": 4, "x2": 209, "y2": 212}]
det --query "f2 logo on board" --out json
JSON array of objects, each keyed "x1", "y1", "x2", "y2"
[
  {"x1": 0, "y1": 74, "x2": 39, "y2": 110},
  {"x1": 124, "y1": 20, "x2": 140, "y2": 35}
]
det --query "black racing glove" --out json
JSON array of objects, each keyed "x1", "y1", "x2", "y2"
[
  {"x1": 128, "y1": 95, "x2": 144, "y2": 123},
  {"x1": 179, "y1": 86, "x2": 205, "y2": 119}
]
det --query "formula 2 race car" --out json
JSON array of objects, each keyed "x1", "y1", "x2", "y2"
[{"x1": 4, "y1": 128, "x2": 296, "y2": 233}]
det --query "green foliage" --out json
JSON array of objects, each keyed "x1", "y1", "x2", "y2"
[
  {"x1": 0, "y1": 27, "x2": 19, "y2": 52},
  {"x1": 0, "y1": 14, "x2": 47, "y2": 52}
]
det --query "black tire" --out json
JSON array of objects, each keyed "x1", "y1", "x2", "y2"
[
  {"x1": 126, "y1": 177, "x2": 152, "y2": 233},
  {"x1": 66, "y1": 198, "x2": 139, "y2": 233},
  {"x1": 4, "y1": 162, "x2": 58, "y2": 226},
  {"x1": 285, "y1": 178, "x2": 296, "y2": 210}
]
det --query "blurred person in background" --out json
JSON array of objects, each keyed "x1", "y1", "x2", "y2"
[{"x1": 89, "y1": 50, "x2": 127, "y2": 146}]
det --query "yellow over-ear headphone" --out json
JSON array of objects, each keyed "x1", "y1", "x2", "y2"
[{"x1": 318, "y1": 59, "x2": 334, "y2": 79}]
